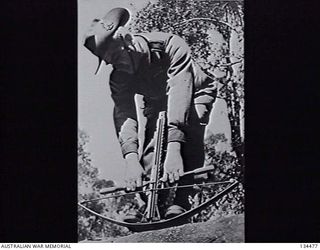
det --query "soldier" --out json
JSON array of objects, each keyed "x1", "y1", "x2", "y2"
[{"x1": 83, "y1": 7, "x2": 220, "y2": 221}]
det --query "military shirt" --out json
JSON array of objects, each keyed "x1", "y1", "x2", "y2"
[{"x1": 109, "y1": 32, "x2": 217, "y2": 157}]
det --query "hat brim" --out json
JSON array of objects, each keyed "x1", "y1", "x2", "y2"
[{"x1": 84, "y1": 8, "x2": 131, "y2": 74}]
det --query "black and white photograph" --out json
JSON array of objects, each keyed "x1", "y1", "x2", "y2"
[
  {"x1": 2, "y1": 0, "x2": 320, "y2": 244},
  {"x1": 77, "y1": 0, "x2": 244, "y2": 243}
]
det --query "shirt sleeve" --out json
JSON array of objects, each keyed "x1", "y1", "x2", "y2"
[
  {"x1": 109, "y1": 70, "x2": 138, "y2": 157},
  {"x1": 165, "y1": 35, "x2": 194, "y2": 143},
  {"x1": 193, "y1": 63, "x2": 218, "y2": 105}
]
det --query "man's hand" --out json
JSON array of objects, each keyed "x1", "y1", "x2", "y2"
[
  {"x1": 124, "y1": 153, "x2": 145, "y2": 191},
  {"x1": 161, "y1": 142, "x2": 184, "y2": 183}
]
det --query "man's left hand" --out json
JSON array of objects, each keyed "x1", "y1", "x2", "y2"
[{"x1": 161, "y1": 142, "x2": 184, "y2": 183}]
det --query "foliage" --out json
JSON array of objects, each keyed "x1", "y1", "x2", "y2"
[
  {"x1": 78, "y1": 129, "x2": 134, "y2": 241},
  {"x1": 190, "y1": 133, "x2": 244, "y2": 222},
  {"x1": 78, "y1": 129, "x2": 98, "y2": 194}
]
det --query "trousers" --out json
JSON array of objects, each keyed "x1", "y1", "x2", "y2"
[{"x1": 139, "y1": 98, "x2": 206, "y2": 211}]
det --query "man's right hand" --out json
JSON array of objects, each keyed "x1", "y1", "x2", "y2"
[{"x1": 124, "y1": 153, "x2": 145, "y2": 191}]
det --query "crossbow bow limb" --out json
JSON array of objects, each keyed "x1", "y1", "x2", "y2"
[
  {"x1": 78, "y1": 177, "x2": 239, "y2": 232},
  {"x1": 78, "y1": 167, "x2": 239, "y2": 232},
  {"x1": 78, "y1": 111, "x2": 241, "y2": 232}
]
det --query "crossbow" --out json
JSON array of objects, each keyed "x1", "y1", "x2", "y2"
[{"x1": 78, "y1": 111, "x2": 240, "y2": 232}]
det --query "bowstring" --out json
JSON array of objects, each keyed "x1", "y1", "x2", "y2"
[{"x1": 79, "y1": 180, "x2": 234, "y2": 204}]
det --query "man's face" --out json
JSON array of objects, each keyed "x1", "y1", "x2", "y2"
[{"x1": 99, "y1": 37, "x2": 135, "y2": 74}]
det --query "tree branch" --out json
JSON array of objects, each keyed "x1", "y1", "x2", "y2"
[
  {"x1": 173, "y1": 18, "x2": 238, "y2": 32},
  {"x1": 218, "y1": 60, "x2": 243, "y2": 67}
]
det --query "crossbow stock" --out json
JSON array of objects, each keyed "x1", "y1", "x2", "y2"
[{"x1": 78, "y1": 111, "x2": 240, "y2": 232}]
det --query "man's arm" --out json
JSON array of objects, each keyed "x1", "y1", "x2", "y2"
[
  {"x1": 161, "y1": 35, "x2": 194, "y2": 183},
  {"x1": 109, "y1": 70, "x2": 144, "y2": 190},
  {"x1": 193, "y1": 63, "x2": 219, "y2": 125},
  {"x1": 109, "y1": 70, "x2": 139, "y2": 156},
  {"x1": 165, "y1": 35, "x2": 194, "y2": 143}
]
